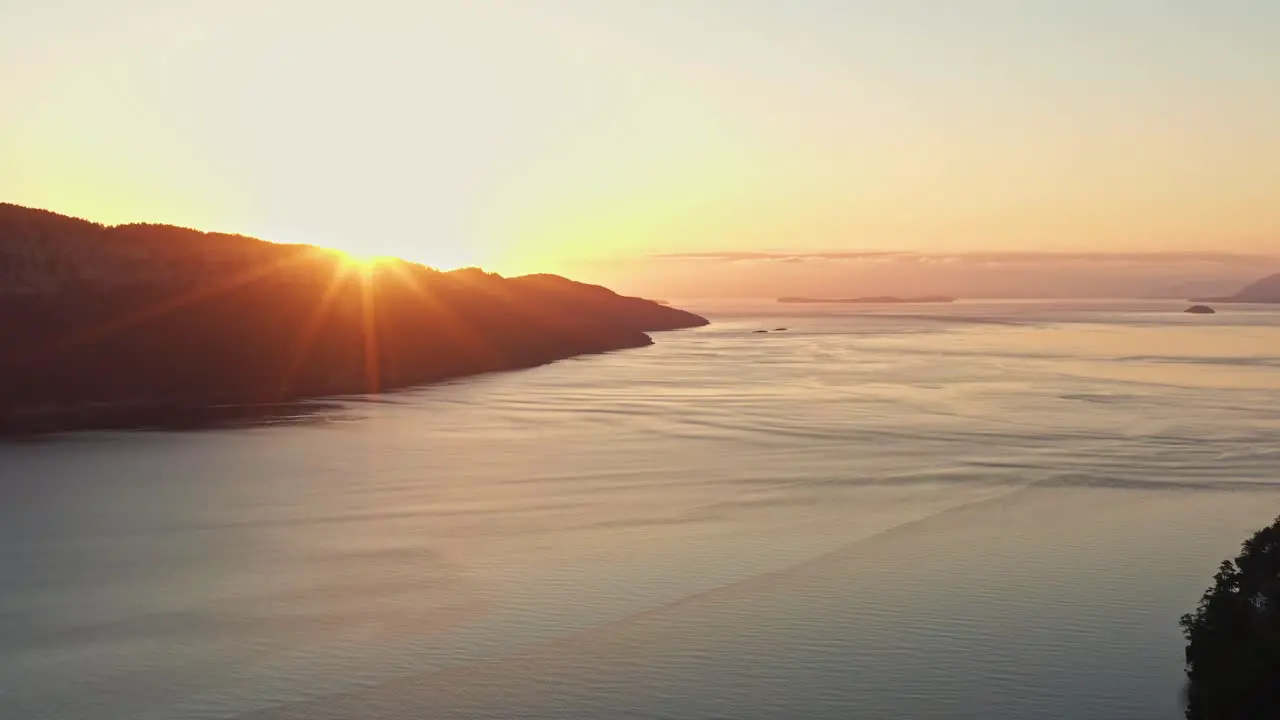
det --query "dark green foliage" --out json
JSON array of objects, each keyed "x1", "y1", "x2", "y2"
[{"x1": 1181, "y1": 516, "x2": 1280, "y2": 719}]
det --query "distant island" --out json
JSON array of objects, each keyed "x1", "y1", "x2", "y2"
[
  {"x1": 778, "y1": 295, "x2": 956, "y2": 304},
  {"x1": 0, "y1": 203, "x2": 708, "y2": 434},
  {"x1": 1193, "y1": 272, "x2": 1280, "y2": 303}
]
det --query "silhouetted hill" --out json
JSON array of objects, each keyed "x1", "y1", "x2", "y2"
[
  {"x1": 0, "y1": 203, "x2": 707, "y2": 433},
  {"x1": 1193, "y1": 272, "x2": 1280, "y2": 303}
]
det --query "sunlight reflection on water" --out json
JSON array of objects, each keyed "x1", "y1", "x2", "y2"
[{"x1": 1, "y1": 300, "x2": 1278, "y2": 719}]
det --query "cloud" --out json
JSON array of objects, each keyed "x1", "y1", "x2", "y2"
[
  {"x1": 652, "y1": 251, "x2": 912, "y2": 263},
  {"x1": 652, "y1": 250, "x2": 1280, "y2": 266}
]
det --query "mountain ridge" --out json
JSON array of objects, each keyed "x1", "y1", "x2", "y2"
[
  {"x1": 1193, "y1": 272, "x2": 1280, "y2": 303},
  {"x1": 0, "y1": 203, "x2": 708, "y2": 434}
]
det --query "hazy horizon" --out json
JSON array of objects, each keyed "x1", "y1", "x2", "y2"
[{"x1": 4, "y1": 201, "x2": 1276, "y2": 300}]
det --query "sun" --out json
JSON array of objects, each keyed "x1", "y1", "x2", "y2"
[
  {"x1": 321, "y1": 243, "x2": 487, "y2": 272},
  {"x1": 309, "y1": 230, "x2": 496, "y2": 272},
  {"x1": 331, "y1": 249, "x2": 392, "y2": 270}
]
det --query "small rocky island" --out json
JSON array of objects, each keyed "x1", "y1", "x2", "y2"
[
  {"x1": 1184, "y1": 305, "x2": 1217, "y2": 314},
  {"x1": 0, "y1": 203, "x2": 708, "y2": 434},
  {"x1": 778, "y1": 295, "x2": 955, "y2": 304}
]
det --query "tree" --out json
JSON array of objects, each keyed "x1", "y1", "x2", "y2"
[{"x1": 1181, "y1": 516, "x2": 1280, "y2": 719}]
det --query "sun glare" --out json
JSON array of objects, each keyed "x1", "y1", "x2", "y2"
[
  {"x1": 322, "y1": 243, "x2": 486, "y2": 273},
  {"x1": 333, "y1": 249, "x2": 390, "y2": 270}
]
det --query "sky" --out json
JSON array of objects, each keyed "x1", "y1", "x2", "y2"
[{"x1": 3, "y1": 1, "x2": 1278, "y2": 296}]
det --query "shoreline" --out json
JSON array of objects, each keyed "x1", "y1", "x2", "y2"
[{"x1": 0, "y1": 336, "x2": 669, "y2": 437}]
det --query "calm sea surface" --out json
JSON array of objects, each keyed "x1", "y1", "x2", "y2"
[{"x1": 3, "y1": 300, "x2": 1280, "y2": 719}]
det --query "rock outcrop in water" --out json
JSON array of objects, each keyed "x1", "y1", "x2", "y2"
[
  {"x1": 1184, "y1": 305, "x2": 1216, "y2": 314},
  {"x1": 1193, "y1": 272, "x2": 1280, "y2": 303},
  {"x1": 0, "y1": 203, "x2": 708, "y2": 433}
]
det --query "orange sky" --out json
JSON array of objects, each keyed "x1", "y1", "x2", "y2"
[{"x1": 3, "y1": 1, "x2": 1278, "y2": 291}]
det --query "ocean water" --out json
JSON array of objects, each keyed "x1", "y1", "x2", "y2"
[{"x1": 2, "y1": 299, "x2": 1279, "y2": 720}]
